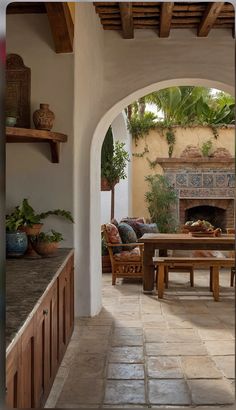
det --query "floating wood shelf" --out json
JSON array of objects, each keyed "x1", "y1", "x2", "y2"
[{"x1": 6, "y1": 126, "x2": 68, "y2": 163}]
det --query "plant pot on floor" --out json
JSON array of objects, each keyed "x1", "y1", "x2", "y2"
[{"x1": 6, "y1": 231, "x2": 28, "y2": 257}]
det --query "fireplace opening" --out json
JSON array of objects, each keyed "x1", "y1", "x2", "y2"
[{"x1": 185, "y1": 205, "x2": 226, "y2": 231}]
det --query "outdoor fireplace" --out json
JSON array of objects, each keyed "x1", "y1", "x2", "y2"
[{"x1": 155, "y1": 157, "x2": 235, "y2": 232}]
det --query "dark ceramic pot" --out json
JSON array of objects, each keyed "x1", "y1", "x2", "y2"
[{"x1": 6, "y1": 231, "x2": 28, "y2": 257}]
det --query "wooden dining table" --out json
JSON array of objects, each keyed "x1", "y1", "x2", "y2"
[{"x1": 139, "y1": 233, "x2": 235, "y2": 293}]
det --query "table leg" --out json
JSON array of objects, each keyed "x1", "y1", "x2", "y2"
[
  {"x1": 157, "y1": 264, "x2": 165, "y2": 298},
  {"x1": 212, "y1": 266, "x2": 219, "y2": 302},
  {"x1": 143, "y1": 243, "x2": 155, "y2": 293},
  {"x1": 209, "y1": 266, "x2": 213, "y2": 292}
]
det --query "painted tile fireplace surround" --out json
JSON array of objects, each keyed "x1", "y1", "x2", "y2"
[{"x1": 157, "y1": 158, "x2": 235, "y2": 230}]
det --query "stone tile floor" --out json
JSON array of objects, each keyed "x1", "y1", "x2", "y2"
[{"x1": 45, "y1": 269, "x2": 235, "y2": 408}]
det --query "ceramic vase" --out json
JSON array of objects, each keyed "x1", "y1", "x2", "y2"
[
  {"x1": 33, "y1": 103, "x2": 55, "y2": 131},
  {"x1": 6, "y1": 231, "x2": 28, "y2": 257}
]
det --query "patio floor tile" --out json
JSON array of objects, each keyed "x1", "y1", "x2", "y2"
[
  {"x1": 148, "y1": 379, "x2": 191, "y2": 405},
  {"x1": 180, "y1": 356, "x2": 222, "y2": 378},
  {"x1": 104, "y1": 380, "x2": 145, "y2": 404},
  {"x1": 107, "y1": 363, "x2": 144, "y2": 379},
  {"x1": 147, "y1": 356, "x2": 183, "y2": 378},
  {"x1": 212, "y1": 356, "x2": 235, "y2": 379},
  {"x1": 188, "y1": 379, "x2": 235, "y2": 405}
]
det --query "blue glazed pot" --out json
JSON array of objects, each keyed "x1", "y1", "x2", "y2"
[{"x1": 6, "y1": 231, "x2": 28, "y2": 257}]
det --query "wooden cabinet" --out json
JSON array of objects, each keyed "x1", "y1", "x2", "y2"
[
  {"x1": 6, "y1": 341, "x2": 21, "y2": 408},
  {"x1": 58, "y1": 257, "x2": 74, "y2": 362},
  {"x1": 35, "y1": 282, "x2": 58, "y2": 407},
  {"x1": 20, "y1": 319, "x2": 36, "y2": 409},
  {"x1": 6, "y1": 252, "x2": 74, "y2": 408}
]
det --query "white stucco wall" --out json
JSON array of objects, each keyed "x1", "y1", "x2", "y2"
[
  {"x1": 75, "y1": 3, "x2": 234, "y2": 316},
  {"x1": 6, "y1": 14, "x2": 74, "y2": 247},
  {"x1": 100, "y1": 111, "x2": 132, "y2": 224}
]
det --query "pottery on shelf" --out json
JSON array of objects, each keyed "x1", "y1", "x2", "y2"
[
  {"x1": 33, "y1": 241, "x2": 59, "y2": 257},
  {"x1": 6, "y1": 116, "x2": 17, "y2": 127},
  {"x1": 33, "y1": 103, "x2": 55, "y2": 131}
]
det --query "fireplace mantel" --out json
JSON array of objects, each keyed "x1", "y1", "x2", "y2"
[{"x1": 155, "y1": 157, "x2": 235, "y2": 170}]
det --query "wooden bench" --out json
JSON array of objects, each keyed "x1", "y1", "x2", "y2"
[{"x1": 153, "y1": 257, "x2": 235, "y2": 301}]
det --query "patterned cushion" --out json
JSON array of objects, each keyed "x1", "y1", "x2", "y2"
[
  {"x1": 136, "y1": 222, "x2": 159, "y2": 238},
  {"x1": 118, "y1": 223, "x2": 137, "y2": 250},
  {"x1": 121, "y1": 218, "x2": 145, "y2": 238},
  {"x1": 105, "y1": 223, "x2": 122, "y2": 253},
  {"x1": 111, "y1": 218, "x2": 119, "y2": 227},
  {"x1": 113, "y1": 246, "x2": 141, "y2": 261}
]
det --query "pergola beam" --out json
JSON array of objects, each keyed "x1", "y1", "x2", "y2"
[
  {"x1": 45, "y1": 2, "x2": 74, "y2": 53},
  {"x1": 198, "y1": 2, "x2": 224, "y2": 37},
  {"x1": 159, "y1": 2, "x2": 174, "y2": 37},
  {"x1": 119, "y1": 2, "x2": 134, "y2": 39}
]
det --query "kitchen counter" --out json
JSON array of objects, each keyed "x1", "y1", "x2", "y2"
[{"x1": 6, "y1": 248, "x2": 73, "y2": 351}]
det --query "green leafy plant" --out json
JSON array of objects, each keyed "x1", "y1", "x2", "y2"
[
  {"x1": 6, "y1": 198, "x2": 74, "y2": 229},
  {"x1": 145, "y1": 175, "x2": 178, "y2": 233},
  {"x1": 101, "y1": 139, "x2": 130, "y2": 186},
  {"x1": 6, "y1": 213, "x2": 24, "y2": 232},
  {"x1": 33, "y1": 230, "x2": 64, "y2": 243},
  {"x1": 201, "y1": 140, "x2": 213, "y2": 157},
  {"x1": 166, "y1": 129, "x2": 176, "y2": 158},
  {"x1": 127, "y1": 112, "x2": 157, "y2": 144}
]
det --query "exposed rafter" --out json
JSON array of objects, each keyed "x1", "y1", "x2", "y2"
[
  {"x1": 45, "y1": 2, "x2": 74, "y2": 53},
  {"x1": 159, "y1": 2, "x2": 174, "y2": 37},
  {"x1": 119, "y1": 2, "x2": 134, "y2": 39},
  {"x1": 198, "y1": 2, "x2": 225, "y2": 37}
]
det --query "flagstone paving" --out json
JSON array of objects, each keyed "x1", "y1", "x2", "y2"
[{"x1": 45, "y1": 269, "x2": 235, "y2": 408}]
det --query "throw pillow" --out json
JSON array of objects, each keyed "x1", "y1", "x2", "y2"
[
  {"x1": 118, "y1": 222, "x2": 138, "y2": 250},
  {"x1": 136, "y1": 222, "x2": 159, "y2": 238},
  {"x1": 105, "y1": 223, "x2": 122, "y2": 253}
]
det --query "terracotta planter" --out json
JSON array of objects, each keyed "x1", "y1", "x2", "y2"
[
  {"x1": 101, "y1": 177, "x2": 119, "y2": 191},
  {"x1": 20, "y1": 223, "x2": 43, "y2": 236},
  {"x1": 33, "y1": 103, "x2": 55, "y2": 131},
  {"x1": 33, "y1": 241, "x2": 59, "y2": 257}
]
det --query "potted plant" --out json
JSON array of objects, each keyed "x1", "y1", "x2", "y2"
[
  {"x1": 145, "y1": 174, "x2": 178, "y2": 233},
  {"x1": 101, "y1": 127, "x2": 130, "y2": 219},
  {"x1": 31, "y1": 230, "x2": 63, "y2": 257},
  {"x1": 6, "y1": 214, "x2": 28, "y2": 257},
  {"x1": 6, "y1": 198, "x2": 73, "y2": 257}
]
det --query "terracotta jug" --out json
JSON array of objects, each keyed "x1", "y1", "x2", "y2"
[{"x1": 33, "y1": 103, "x2": 55, "y2": 131}]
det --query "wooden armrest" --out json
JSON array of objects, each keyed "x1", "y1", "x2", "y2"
[{"x1": 107, "y1": 242, "x2": 144, "y2": 247}]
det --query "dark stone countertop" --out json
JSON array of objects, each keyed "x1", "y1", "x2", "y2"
[{"x1": 6, "y1": 248, "x2": 73, "y2": 352}]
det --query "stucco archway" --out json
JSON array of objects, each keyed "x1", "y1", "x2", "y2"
[{"x1": 88, "y1": 78, "x2": 234, "y2": 316}]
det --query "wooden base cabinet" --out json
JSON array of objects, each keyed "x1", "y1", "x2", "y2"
[{"x1": 6, "y1": 252, "x2": 74, "y2": 408}]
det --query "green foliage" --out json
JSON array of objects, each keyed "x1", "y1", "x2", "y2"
[
  {"x1": 34, "y1": 230, "x2": 63, "y2": 243},
  {"x1": 6, "y1": 213, "x2": 24, "y2": 232},
  {"x1": 6, "y1": 198, "x2": 74, "y2": 229},
  {"x1": 39, "y1": 209, "x2": 74, "y2": 223},
  {"x1": 132, "y1": 145, "x2": 149, "y2": 158},
  {"x1": 201, "y1": 140, "x2": 213, "y2": 157},
  {"x1": 165, "y1": 129, "x2": 176, "y2": 158},
  {"x1": 101, "y1": 127, "x2": 114, "y2": 177},
  {"x1": 145, "y1": 175, "x2": 178, "y2": 233},
  {"x1": 101, "y1": 235, "x2": 108, "y2": 256},
  {"x1": 127, "y1": 112, "x2": 157, "y2": 143},
  {"x1": 101, "y1": 132, "x2": 130, "y2": 185}
]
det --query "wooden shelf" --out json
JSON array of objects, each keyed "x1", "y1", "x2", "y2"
[{"x1": 6, "y1": 126, "x2": 68, "y2": 163}]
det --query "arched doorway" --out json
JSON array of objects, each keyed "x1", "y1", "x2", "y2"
[{"x1": 75, "y1": 78, "x2": 234, "y2": 317}]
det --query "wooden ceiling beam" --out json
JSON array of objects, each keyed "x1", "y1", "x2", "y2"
[
  {"x1": 159, "y1": 2, "x2": 174, "y2": 37},
  {"x1": 45, "y1": 2, "x2": 74, "y2": 53},
  {"x1": 119, "y1": 3, "x2": 134, "y2": 39},
  {"x1": 198, "y1": 2, "x2": 225, "y2": 37}
]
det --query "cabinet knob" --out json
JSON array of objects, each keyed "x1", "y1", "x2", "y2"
[{"x1": 43, "y1": 309, "x2": 48, "y2": 315}]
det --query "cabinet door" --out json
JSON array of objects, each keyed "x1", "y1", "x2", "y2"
[
  {"x1": 6, "y1": 341, "x2": 21, "y2": 408},
  {"x1": 58, "y1": 255, "x2": 74, "y2": 362},
  {"x1": 35, "y1": 282, "x2": 58, "y2": 407},
  {"x1": 20, "y1": 318, "x2": 36, "y2": 409}
]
